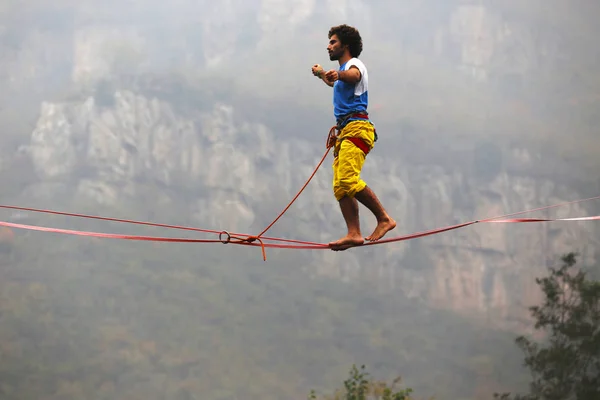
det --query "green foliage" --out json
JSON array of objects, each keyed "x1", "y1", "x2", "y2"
[
  {"x1": 308, "y1": 365, "x2": 415, "y2": 400},
  {"x1": 494, "y1": 253, "x2": 600, "y2": 400}
]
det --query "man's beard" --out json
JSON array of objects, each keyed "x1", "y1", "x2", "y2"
[{"x1": 329, "y1": 50, "x2": 341, "y2": 61}]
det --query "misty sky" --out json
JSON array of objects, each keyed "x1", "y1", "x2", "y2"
[{"x1": 0, "y1": 2, "x2": 599, "y2": 400}]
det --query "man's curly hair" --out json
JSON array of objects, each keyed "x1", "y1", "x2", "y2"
[{"x1": 328, "y1": 24, "x2": 363, "y2": 58}]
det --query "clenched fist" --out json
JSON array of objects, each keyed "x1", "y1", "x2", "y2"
[
  {"x1": 312, "y1": 64, "x2": 324, "y2": 77},
  {"x1": 324, "y1": 69, "x2": 340, "y2": 82}
]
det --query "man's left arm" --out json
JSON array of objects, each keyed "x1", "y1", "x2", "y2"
[
  {"x1": 325, "y1": 65, "x2": 361, "y2": 84},
  {"x1": 339, "y1": 65, "x2": 361, "y2": 84}
]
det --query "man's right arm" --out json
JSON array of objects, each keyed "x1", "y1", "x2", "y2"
[
  {"x1": 319, "y1": 71, "x2": 334, "y2": 87},
  {"x1": 312, "y1": 64, "x2": 334, "y2": 87}
]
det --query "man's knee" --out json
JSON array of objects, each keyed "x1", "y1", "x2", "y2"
[
  {"x1": 333, "y1": 140, "x2": 367, "y2": 200},
  {"x1": 334, "y1": 178, "x2": 366, "y2": 200}
]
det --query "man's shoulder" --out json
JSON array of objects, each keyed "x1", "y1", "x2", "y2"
[{"x1": 345, "y1": 57, "x2": 367, "y2": 70}]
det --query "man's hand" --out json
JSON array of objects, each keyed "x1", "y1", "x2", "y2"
[
  {"x1": 312, "y1": 64, "x2": 334, "y2": 87},
  {"x1": 324, "y1": 69, "x2": 340, "y2": 82},
  {"x1": 312, "y1": 64, "x2": 324, "y2": 77}
]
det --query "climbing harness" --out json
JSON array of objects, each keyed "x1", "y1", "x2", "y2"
[{"x1": 331, "y1": 111, "x2": 378, "y2": 157}]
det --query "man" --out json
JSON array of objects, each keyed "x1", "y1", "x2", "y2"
[{"x1": 311, "y1": 24, "x2": 396, "y2": 251}]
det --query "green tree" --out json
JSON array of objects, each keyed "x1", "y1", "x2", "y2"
[
  {"x1": 308, "y1": 364, "x2": 415, "y2": 400},
  {"x1": 495, "y1": 252, "x2": 600, "y2": 400}
]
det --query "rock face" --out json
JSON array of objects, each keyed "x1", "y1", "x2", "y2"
[
  {"x1": 27, "y1": 93, "x2": 280, "y2": 232},
  {"x1": 22, "y1": 87, "x2": 600, "y2": 333},
  {"x1": 3, "y1": 1, "x2": 599, "y2": 333}
]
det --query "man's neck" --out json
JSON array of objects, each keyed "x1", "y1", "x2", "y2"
[{"x1": 338, "y1": 53, "x2": 352, "y2": 66}]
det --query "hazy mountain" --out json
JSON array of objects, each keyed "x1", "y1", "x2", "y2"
[{"x1": 0, "y1": 1, "x2": 599, "y2": 399}]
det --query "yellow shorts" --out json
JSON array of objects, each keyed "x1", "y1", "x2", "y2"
[{"x1": 332, "y1": 120, "x2": 376, "y2": 201}]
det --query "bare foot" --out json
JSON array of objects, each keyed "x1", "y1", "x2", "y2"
[
  {"x1": 365, "y1": 217, "x2": 396, "y2": 241},
  {"x1": 329, "y1": 234, "x2": 364, "y2": 251}
]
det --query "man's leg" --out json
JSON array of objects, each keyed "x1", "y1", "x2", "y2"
[
  {"x1": 329, "y1": 140, "x2": 365, "y2": 251},
  {"x1": 355, "y1": 186, "x2": 396, "y2": 241},
  {"x1": 329, "y1": 195, "x2": 364, "y2": 251}
]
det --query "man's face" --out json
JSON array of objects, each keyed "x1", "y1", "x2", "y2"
[{"x1": 327, "y1": 34, "x2": 344, "y2": 61}]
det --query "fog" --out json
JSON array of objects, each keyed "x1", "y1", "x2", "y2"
[{"x1": 0, "y1": 1, "x2": 599, "y2": 399}]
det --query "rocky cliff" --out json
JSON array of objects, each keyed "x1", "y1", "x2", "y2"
[
  {"x1": 17, "y1": 83, "x2": 599, "y2": 334},
  {"x1": 2, "y1": 0, "x2": 599, "y2": 334}
]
